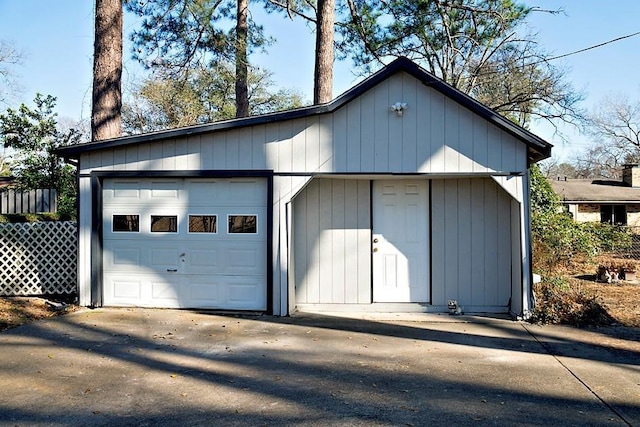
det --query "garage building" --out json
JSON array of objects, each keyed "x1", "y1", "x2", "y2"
[{"x1": 58, "y1": 58, "x2": 551, "y2": 317}]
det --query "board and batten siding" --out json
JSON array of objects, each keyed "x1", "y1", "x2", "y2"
[
  {"x1": 431, "y1": 178, "x2": 513, "y2": 311},
  {"x1": 293, "y1": 179, "x2": 371, "y2": 305},
  {"x1": 75, "y1": 68, "x2": 532, "y2": 312},
  {"x1": 80, "y1": 72, "x2": 528, "y2": 177}
]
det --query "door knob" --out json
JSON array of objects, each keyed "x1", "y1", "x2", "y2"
[
  {"x1": 373, "y1": 247, "x2": 378, "y2": 253},
  {"x1": 373, "y1": 238, "x2": 379, "y2": 243}
]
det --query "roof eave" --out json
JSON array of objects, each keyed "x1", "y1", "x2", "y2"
[{"x1": 561, "y1": 200, "x2": 640, "y2": 204}]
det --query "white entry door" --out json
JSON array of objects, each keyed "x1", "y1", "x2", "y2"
[{"x1": 372, "y1": 180, "x2": 429, "y2": 302}]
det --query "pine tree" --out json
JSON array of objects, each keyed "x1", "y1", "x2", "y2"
[{"x1": 92, "y1": 0, "x2": 123, "y2": 141}]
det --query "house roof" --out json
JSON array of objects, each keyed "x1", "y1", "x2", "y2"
[
  {"x1": 549, "y1": 178, "x2": 640, "y2": 203},
  {"x1": 57, "y1": 57, "x2": 552, "y2": 163},
  {"x1": 0, "y1": 176, "x2": 15, "y2": 188}
]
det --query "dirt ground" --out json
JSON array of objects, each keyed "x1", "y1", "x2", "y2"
[
  {"x1": 1, "y1": 288, "x2": 638, "y2": 331},
  {"x1": 544, "y1": 254, "x2": 640, "y2": 328},
  {"x1": 569, "y1": 280, "x2": 640, "y2": 327},
  {"x1": 0, "y1": 260, "x2": 638, "y2": 331},
  {"x1": 0, "y1": 296, "x2": 78, "y2": 332}
]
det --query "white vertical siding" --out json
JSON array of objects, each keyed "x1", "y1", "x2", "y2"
[
  {"x1": 332, "y1": 105, "x2": 348, "y2": 171},
  {"x1": 318, "y1": 115, "x2": 333, "y2": 172},
  {"x1": 238, "y1": 127, "x2": 253, "y2": 169},
  {"x1": 147, "y1": 141, "x2": 162, "y2": 169},
  {"x1": 359, "y1": 89, "x2": 376, "y2": 171},
  {"x1": 175, "y1": 137, "x2": 188, "y2": 169},
  {"x1": 345, "y1": 98, "x2": 362, "y2": 172},
  {"x1": 457, "y1": 108, "x2": 475, "y2": 172},
  {"x1": 272, "y1": 175, "x2": 311, "y2": 315},
  {"x1": 224, "y1": 129, "x2": 239, "y2": 168},
  {"x1": 113, "y1": 147, "x2": 126, "y2": 170},
  {"x1": 79, "y1": 72, "x2": 528, "y2": 176},
  {"x1": 212, "y1": 133, "x2": 227, "y2": 169},
  {"x1": 318, "y1": 180, "x2": 333, "y2": 303},
  {"x1": 137, "y1": 143, "x2": 151, "y2": 170},
  {"x1": 457, "y1": 179, "x2": 473, "y2": 304},
  {"x1": 293, "y1": 179, "x2": 371, "y2": 305},
  {"x1": 331, "y1": 180, "x2": 346, "y2": 303},
  {"x1": 387, "y1": 74, "x2": 404, "y2": 171},
  {"x1": 431, "y1": 178, "x2": 513, "y2": 310},
  {"x1": 374, "y1": 75, "x2": 390, "y2": 172},
  {"x1": 75, "y1": 68, "x2": 535, "y2": 314},
  {"x1": 251, "y1": 125, "x2": 267, "y2": 169},
  {"x1": 186, "y1": 135, "x2": 201, "y2": 169},
  {"x1": 510, "y1": 199, "x2": 523, "y2": 315},
  {"x1": 77, "y1": 176, "x2": 92, "y2": 306},
  {"x1": 161, "y1": 140, "x2": 175, "y2": 170},
  {"x1": 444, "y1": 97, "x2": 460, "y2": 171},
  {"x1": 401, "y1": 73, "x2": 418, "y2": 172},
  {"x1": 428, "y1": 91, "x2": 446, "y2": 172},
  {"x1": 199, "y1": 135, "x2": 213, "y2": 169}
]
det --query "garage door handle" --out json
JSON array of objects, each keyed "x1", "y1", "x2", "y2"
[{"x1": 167, "y1": 268, "x2": 178, "y2": 272}]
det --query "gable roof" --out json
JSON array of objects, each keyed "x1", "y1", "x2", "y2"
[
  {"x1": 57, "y1": 57, "x2": 552, "y2": 163},
  {"x1": 550, "y1": 178, "x2": 640, "y2": 203}
]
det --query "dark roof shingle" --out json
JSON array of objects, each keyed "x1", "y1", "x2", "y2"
[{"x1": 550, "y1": 178, "x2": 640, "y2": 202}]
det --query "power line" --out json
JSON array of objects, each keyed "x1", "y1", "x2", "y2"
[
  {"x1": 544, "y1": 31, "x2": 640, "y2": 63},
  {"x1": 473, "y1": 30, "x2": 640, "y2": 76}
]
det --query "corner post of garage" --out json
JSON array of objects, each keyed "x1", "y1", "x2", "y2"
[
  {"x1": 491, "y1": 173, "x2": 533, "y2": 319},
  {"x1": 519, "y1": 170, "x2": 534, "y2": 318},
  {"x1": 266, "y1": 173, "x2": 275, "y2": 316},
  {"x1": 90, "y1": 173, "x2": 104, "y2": 307}
]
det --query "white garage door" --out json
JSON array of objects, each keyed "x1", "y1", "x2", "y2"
[{"x1": 102, "y1": 178, "x2": 267, "y2": 310}]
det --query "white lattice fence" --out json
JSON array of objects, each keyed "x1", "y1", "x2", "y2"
[{"x1": 0, "y1": 222, "x2": 77, "y2": 295}]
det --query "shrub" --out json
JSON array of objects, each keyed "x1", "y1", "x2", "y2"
[
  {"x1": 529, "y1": 165, "x2": 625, "y2": 326},
  {"x1": 530, "y1": 165, "x2": 632, "y2": 269},
  {"x1": 530, "y1": 278, "x2": 616, "y2": 326},
  {"x1": 0, "y1": 213, "x2": 72, "y2": 223}
]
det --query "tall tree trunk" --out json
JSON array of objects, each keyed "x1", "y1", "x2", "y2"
[
  {"x1": 92, "y1": 0, "x2": 122, "y2": 141},
  {"x1": 235, "y1": 0, "x2": 249, "y2": 118},
  {"x1": 314, "y1": 0, "x2": 334, "y2": 104}
]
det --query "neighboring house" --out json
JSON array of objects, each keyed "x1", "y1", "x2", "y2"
[
  {"x1": 0, "y1": 176, "x2": 15, "y2": 189},
  {"x1": 550, "y1": 164, "x2": 640, "y2": 226},
  {"x1": 57, "y1": 58, "x2": 551, "y2": 317}
]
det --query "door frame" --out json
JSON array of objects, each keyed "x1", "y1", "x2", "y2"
[
  {"x1": 371, "y1": 179, "x2": 430, "y2": 303},
  {"x1": 89, "y1": 170, "x2": 274, "y2": 312}
]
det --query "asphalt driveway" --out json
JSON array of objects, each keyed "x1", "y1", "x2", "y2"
[{"x1": 0, "y1": 309, "x2": 638, "y2": 426}]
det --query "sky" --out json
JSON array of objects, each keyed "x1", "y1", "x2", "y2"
[{"x1": 0, "y1": 0, "x2": 639, "y2": 162}]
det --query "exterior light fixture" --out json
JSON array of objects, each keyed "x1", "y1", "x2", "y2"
[{"x1": 390, "y1": 102, "x2": 407, "y2": 116}]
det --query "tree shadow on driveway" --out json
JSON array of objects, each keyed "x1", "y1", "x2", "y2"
[{"x1": 0, "y1": 308, "x2": 637, "y2": 426}]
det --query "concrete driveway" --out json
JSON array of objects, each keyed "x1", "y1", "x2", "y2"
[{"x1": 0, "y1": 309, "x2": 638, "y2": 426}]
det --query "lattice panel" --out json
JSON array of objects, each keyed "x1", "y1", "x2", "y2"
[{"x1": 0, "y1": 222, "x2": 77, "y2": 296}]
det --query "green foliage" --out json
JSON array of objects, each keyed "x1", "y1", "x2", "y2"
[
  {"x1": 123, "y1": 62, "x2": 306, "y2": 133},
  {"x1": 126, "y1": 0, "x2": 268, "y2": 74},
  {"x1": 530, "y1": 163, "x2": 560, "y2": 214},
  {"x1": 582, "y1": 222, "x2": 632, "y2": 254},
  {"x1": 0, "y1": 212, "x2": 71, "y2": 223},
  {"x1": 338, "y1": 0, "x2": 582, "y2": 127},
  {"x1": 0, "y1": 94, "x2": 79, "y2": 219},
  {"x1": 530, "y1": 165, "x2": 632, "y2": 268}
]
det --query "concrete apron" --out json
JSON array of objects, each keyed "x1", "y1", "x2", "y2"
[{"x1": 0, "y1": 308, "x2": 638, "y2": 426}]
